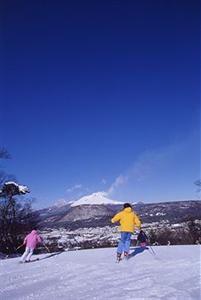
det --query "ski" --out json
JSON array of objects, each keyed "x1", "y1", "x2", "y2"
[{"x1": 19, "y1": 258, "x2": 40, "y2": 264}]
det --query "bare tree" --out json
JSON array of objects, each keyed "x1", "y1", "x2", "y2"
[
  {"x1": 0, "y1": 148, "x2": 39, "y2": 254},
  {"x1": 0, "y1": 196, "x2": 39, "y2": 254},
  {"x1": 0, "y1": 181, "x2": 34, "y2": 253}
]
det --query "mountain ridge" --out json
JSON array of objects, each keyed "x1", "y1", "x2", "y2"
[{"x1": 37, "y1": 199, "x2": 201, "y2": 230}]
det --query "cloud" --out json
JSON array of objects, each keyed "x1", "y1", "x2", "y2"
[
  {"x1": 107, "y1": 132, "x2": 199, "y2": 201},
  {"x1": 107, "y1": 175, "x2": 128, "y2": 194},
  {"x1": 66, "y1": 184, "x2": 83, "y2": 193},
  {"x1": 107, "y1": 149, "x2": 166, "y2": 196}
]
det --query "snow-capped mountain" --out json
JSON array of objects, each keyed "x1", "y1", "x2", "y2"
[{"x1": 71, "y1": 191, "x2": 122, "y2": 207}]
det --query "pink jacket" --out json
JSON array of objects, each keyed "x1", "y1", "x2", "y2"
[{"x1": 24, "y1": 230, "x2": 42, "y2": 249}]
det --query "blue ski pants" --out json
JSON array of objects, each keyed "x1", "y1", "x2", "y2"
[{"x1": 117, "y1": 232, "x2": 132, "y2": 254}]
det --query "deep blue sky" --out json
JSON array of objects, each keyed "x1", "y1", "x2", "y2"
[{"x1": 1, "y1": 0, "x2": 200, "y2": 207}]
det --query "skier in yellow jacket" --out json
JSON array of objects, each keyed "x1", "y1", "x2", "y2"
[{"x1": 111, "y1": 203, "x2": 141, "y2": 261}]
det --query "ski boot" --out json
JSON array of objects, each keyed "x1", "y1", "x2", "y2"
[{"x1": 116, "y1": 252, "x2": 122, "y2": 263}]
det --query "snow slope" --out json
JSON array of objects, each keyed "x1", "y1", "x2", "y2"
[
  {"x1": 71, "y1": 191, "x2": 122, "y2": 207},
  {"x1": 0, "y1": 245, "x2": 200, "y2": 300}
]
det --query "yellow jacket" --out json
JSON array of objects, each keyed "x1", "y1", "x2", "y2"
[{"x1": 111, "y1": 207, "x2": 141, "y2": 233}]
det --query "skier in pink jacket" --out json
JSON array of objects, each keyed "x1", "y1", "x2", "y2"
[{"x1": 20, "y1": 229, "x2": 43, "y2": 263}]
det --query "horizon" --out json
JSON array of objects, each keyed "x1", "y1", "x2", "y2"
[{"x1": 1, "y1": 1, "x2": 200, "y2": 208}]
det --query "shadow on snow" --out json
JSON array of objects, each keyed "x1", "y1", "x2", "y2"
[
  {"x1": 29, "y1": 251, "x2": 63, "y2": 263},
  {"x1": 128, "y1": 246, "x2": 149, "y2": 259}
]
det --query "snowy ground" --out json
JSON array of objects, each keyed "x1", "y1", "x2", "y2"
[{"x1": 0, "y1": 245, "x2": 200, "y2": 300}]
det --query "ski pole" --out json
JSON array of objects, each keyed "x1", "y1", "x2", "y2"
[
  {"x1": 16, "y1": 244, "x2": 24, "y2": 250},
  {"x1": 43, "y1": 243, "x2": 50, "y2": 253},
  {"x1": 148, "y1": 248, "x2": 155, "y2": 257},
  {"x1": 147, "y1": 238, "x2": 156, "y2": 255},
  {"x1": 149, "y1": 245, "x2": 156, "y2": 255}
]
